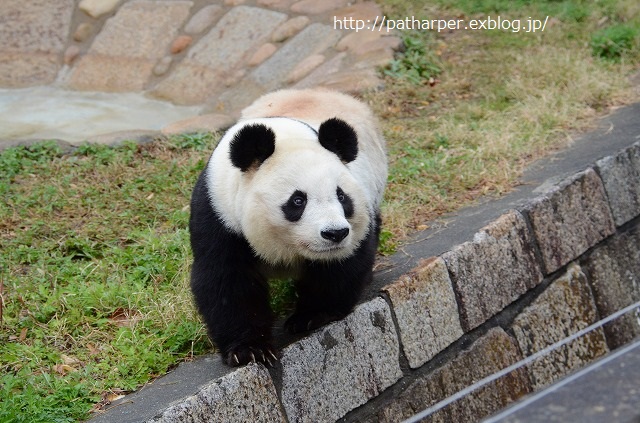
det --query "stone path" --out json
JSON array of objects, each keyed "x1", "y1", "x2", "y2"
[{"x1": 0, "y1": 0, "x2": 401, "y2": 146}]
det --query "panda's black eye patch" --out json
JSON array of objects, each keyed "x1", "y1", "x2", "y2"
[
  {"x1": 337, "y1": 187, "x2": 354, "y2": 218},
  {"x1": 282, "y1": 190, "x2": 307, "y2": 222}
]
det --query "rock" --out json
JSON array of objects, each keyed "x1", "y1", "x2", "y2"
[
  {"x1": 0, "y1": 0, "x2": 74, "y2": 87},
  {"x1": 151, "y1": 6, "x2": 287, "y2": 105},
  {"x1": 336, "y1": 31, "x2": 382, "y2": 52},
  {"x1": 64, "y1": 46, "x2": 81, "y2": 65},
  {"x1": 250, "y1": 23, "x2": 342, "y2": 92},
  {"x1": 596, "y1": 142, "x2": 640, "y2": 226},
  {"x1": 294, "y1": 52, "x2": 347, "y2": 88},
  {"x1": 79, "y1": 0, "x2": 121, "y2": 18},
  {"x1": 375, "y1": 328, "x2": 530, "y2": 423},
  {"x1": 286, "y1": 54, "x2": 325, "y2": 83},
  {"x1": 442, "y1": 210, "x2": 543, "y2": 331},
  {"x1": 184, "y1": 5, "x2": 223, "y2": 35},
  {"x1": 271, "y1": 16, "x2": 310, "y2": 43},
  {"x1": 525, "y1": 168, "x2": 616, "y2": 274},
  {"x1": 257, "y1": 0, "x2": 294, "y2": 8},
  {"x1": 247, "y1": 43, "x2": 277, "y2": 67},
  {"x1": 153, "y1": 56, "x2": 172, "y2": 76},
  {"x1": 73, "y1": 22, "x2": 94, "y2": 42},
  {"x1": 67, "y1": 0, "x2": 192, "y2": 92},
  {"x1": 511, "y1": 264, "x2": 609, "y2": 389},
  {"x1": 280, "y1": 298, "x2": 402, "y2": 422},
  {"x1": 224, "y1": 0, "x2": 246, "y2": 5},
  {"x1": 334, "y1": 1, "x2": 382, "y2": 22},
  {"x1": 351, "y1": 36, "x2": 403, "y2": 56},
  {"x1": 290, "y1": 0, "x2": 350, "y2": 15},
  {"x1": 384, "y1": 257, "x2": 464, "y2": 368},
  {"x1": 583, "y1": 226, "x2": 640, "y2": 348},
  {"x1": 162, "y1": 113, "x2": 235, "y2": 136},
  {"x1": 170, "y1": 35, "x2": 192, "y2": 54},
  {"x1": 150, "y1": 364, "x2": 285, "y2": 423}
]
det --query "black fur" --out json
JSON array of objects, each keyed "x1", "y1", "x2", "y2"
[
  {"x1": 318, "y1": 118, "x2": 358, "y2": 163},
  {"x1": 189, "y1": 171, "x2": 276, "y2": 366},
  {"x1": 281, "y1": 190, "x2": 307, "y2": 222},
  {"x1": 189, "y1": 169, "x2": 381, "y2": 367},
  {"x1": 337, "y1": 187, "x2": 354, "y2": 218},
  {"x1": 284, "y1": 213, "x2": 381, "y2": 333},
  {"x1": 229, "y1": 124, "x2": 276, "y2": 172}
]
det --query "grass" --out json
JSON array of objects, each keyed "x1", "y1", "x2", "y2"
[
  {"x1": 1, "y1": 0, "x2": 639, "y2": 421},
  {"x1": 372, "y1": 0, "x2": 640, "y2": 238}
]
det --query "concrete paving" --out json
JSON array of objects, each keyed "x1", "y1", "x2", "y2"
[{"x1": 0, "y1": 0, "x2": 400, "y2": 146}]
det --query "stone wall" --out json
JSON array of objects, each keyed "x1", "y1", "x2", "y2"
[{"x1": 91, "y1": 132, "x2": 640, "y2": 422}]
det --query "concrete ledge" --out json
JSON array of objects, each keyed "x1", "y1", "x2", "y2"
[
  {"x1": 280, "y1": 299, "x2": 402, "y2": 422},
  {"x1": 525, "y1": 168, "x2": 615, "y2": 275},
  {"x1": 90, "y1": 103, "x2": 640, "y2": 423},
  {"x1": 384, "y1": 257, "x2": 463, "y2": 369},
  {"x1": 442, "y1": 210, "x2": 542, "y2": 331}
]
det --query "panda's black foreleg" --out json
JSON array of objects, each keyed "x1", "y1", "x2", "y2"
[
  {"x1": 285, "y1": 214, "x2": 381, "y2": 334},
  {"x1": 189, "y1": 173, "x2": 276, "y2": 367},
  {"x1": 191, "y1": 254, "x2": 276, "y2": 367}
]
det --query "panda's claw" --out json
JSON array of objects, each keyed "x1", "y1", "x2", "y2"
[{"x1": 224, "y1": 343, "x2": 278, "y2": 367}]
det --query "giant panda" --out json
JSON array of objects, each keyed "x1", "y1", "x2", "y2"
[{"x1": 189, "y1": 88, "x2": 387, "y2": 367}]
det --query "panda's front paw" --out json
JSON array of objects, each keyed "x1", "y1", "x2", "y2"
[
  {"x1": 284, "y1": 310, "x2": 345, "y2": 334},
  {"x1": 223, "y1": 343, "x2": 278, "y2": 367}
]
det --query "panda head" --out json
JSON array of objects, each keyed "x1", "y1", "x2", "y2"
[{"x1": 227, "y1": 117, "x2": 370, "y2": 266}]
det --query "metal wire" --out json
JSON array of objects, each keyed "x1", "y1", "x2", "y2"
[{"x1": 402, "y1": 300, "x2": 640, "y2": 423}]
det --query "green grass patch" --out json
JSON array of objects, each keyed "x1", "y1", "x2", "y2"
[{"x1": 1, "y1": 138, "x2": 213, "y2": 421}]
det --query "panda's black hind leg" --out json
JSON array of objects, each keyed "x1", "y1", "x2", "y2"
[{"x1": 285, "y1": 214, "x2": 381, "y2": 334}]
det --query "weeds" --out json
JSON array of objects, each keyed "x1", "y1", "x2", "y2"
[
  {"x1": 591, "y1": 24, "x2": 639, "y2": 60},
  {"x1": 384, "y1": 34, "x2": 442, "y2": 84}
]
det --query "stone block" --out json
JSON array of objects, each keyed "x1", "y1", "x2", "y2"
[
  {"x1": 384, "y1": 257, "x2": 464, "y2": 368},
  {"x1": 67, "y1": 0, "x2": 192, "y2": 92},
  {"x1": 249, "y1": 23, "x2": 342, "y2": 92},
  {"x1": 375, "y1": 328, "x2": 530, "y2": 423},
  {"x1": 280, "y1": 298, "x2": 402, "y2": 423},
  {"x1": 149, "y1": 363, "x2": 285, "y2": 423},
  {"x1": 184, "y1": 5, "x2": 224, "y2": 35},
  {"x1": 526, "y1": 168, "x2": 616, "y2": 274},
  {"x1": 79, "y1": 0, "x2": 121, "y2": 18},
  {"x1": 334, "y1": 1, "x2": 383, "y2": 22},
  {"x1": 583, "y1": 225, "x2": 640, "y2": 348},
  {"x1": 0, "y1": 0, "x2": 74, "y2": 87},
  {"x1": 511, "y1": 264, "x2": 609, "y2": 390},
  {"x1": 290, "y1": 0, "x2": 350, "y2": 14},
  {"x1": 152, "y1": 6, "x2": 287, "y2": 104},
  {"x1": 271, "y1": 16, "x2": 310, "y2": 43},
  {"x1": 286, "y1": 54, "x2": 325, "y2": 83},
  {"x1": 596, "y1": 142, "x2": 640, "y2": 226},
  {"x1": 442, "y1": 210, "x2": 543, "y2": 331}
]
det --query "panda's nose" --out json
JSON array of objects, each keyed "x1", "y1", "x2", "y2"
[{"x1": 321, "y1": 228, "x2": 349, "y2": 243}]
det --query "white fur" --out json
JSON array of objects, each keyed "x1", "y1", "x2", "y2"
[{"x1": 205, "y1": 89, "x2": 387, "y2": 267}]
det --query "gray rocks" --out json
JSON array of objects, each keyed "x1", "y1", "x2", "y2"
[{"x1": 280, "y1": 298, "x2": 402, "y2": 422}]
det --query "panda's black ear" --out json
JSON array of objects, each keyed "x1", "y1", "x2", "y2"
[
  {"x1": 318, "y1": 118, "x2": 358, "y2": 164},
  {"x1": 229, "y1": 124, "x2": 276, "y2": 172}
]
